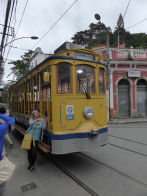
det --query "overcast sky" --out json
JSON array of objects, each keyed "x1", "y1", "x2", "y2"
[{"x1": 1, "y1": 0, "x2": 147, "y2": 83}]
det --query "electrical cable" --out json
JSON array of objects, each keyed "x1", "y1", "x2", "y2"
[
  {"x1": 10, "y1": 45, "x2": 29, "y2": 51},
  {"x1": 3, "y1": 0, "x2": 28, "y2": 63},
  {"x1": 3, "y1": 0, "x2": 25, "y2": 67},
  {"x1": 2, "y1": 0, "x2": 17, "y2": 58},
  {"x1": 0, "y1": 0, "x2": 6, "y2": 24},
  {"x1": 0, "y1": 0, "x2": 11, "y2": 55},
  {"x1": 123, "y1": 0, "x2": 131, "y2": 19},
  {"x1": 15, "y1": 0, "x2": 28, "y2": 36},
  {"x1": 31, "y1": 0, "x2": 78, "y2": 50},
  {"x1": 2, "y1": 0, "x2": 16, "y2": 57},
  {"x1": 0, "y1": 0, "x2": 12, "y2": 84},
  {"x1": 127, "y1": 17, "x2": 147, "y2": 30}
]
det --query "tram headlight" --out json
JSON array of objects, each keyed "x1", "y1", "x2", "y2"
[{"x1": 83, "y1": 106, "x2": 94, "y2": 119}]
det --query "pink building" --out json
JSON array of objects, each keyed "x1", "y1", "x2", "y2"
[{"x1": 93, "y1": 46, "x2": 147, "y2": 118}]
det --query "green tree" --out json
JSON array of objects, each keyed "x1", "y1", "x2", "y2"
[
  {"x1": 72, "y1": 21, "x2": 112, "y2": 48},
  {"x1": 129, "y1": 33, "x2": 147, "y2": 48},
  {"x1": 72, "y1": 13, "x2": 147, "y2": 49},
  {"x1": 1, "y1": 84, "x2": 9, "y2": 103},
  {"x1": 8, "y1": 51, "x2": 32, "y2": 81},
  {"x1": 113, "y1": 14, "x2": 129, "y2": 46}
]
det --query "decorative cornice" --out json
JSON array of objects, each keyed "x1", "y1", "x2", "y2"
[{"x1": 104, "y1": 60, "x2": 147, "y2": 65}]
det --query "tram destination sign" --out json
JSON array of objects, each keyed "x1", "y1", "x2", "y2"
[{"x1": 128, "y1": 70, "x2": 141, "y2": 78}]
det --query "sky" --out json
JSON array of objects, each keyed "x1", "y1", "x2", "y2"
[{"x1": 1, "y1": 0, "x2": 147, "y2": 84}]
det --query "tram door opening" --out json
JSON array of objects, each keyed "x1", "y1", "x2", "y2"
[
  {"x1": 118, "y1": 79, "x2": 130, "y2": 117},
  {"x1": 137, "y1": 79, "x2": 147, "y2": 117}
]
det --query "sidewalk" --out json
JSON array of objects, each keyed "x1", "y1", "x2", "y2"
[{"x1": 109, "y1": 117, "x2": 147, "y2": 124}]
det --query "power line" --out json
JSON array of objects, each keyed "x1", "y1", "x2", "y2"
[
  {"x1": 10, "y1": 45, "x2": 30, "y2": 51},
  {"x1": 32, "y1": 0, "x2": 78, "y2": 50},
  {"x1": 123, "y1": 0, "x2": 131, "y2": 19},
  {"x1": 15, "y1": 0, "x2": 28, "y2": 36},
  {"x1": 2, "y1": 0, "x2": 16, "y2": 57},
  {"x1": 127, "y1": 17, "x2": 147, "y2": 30},
  {"x1": 3, "y1": 0, "x2": 27, "y2": 67},
  {"x1": 0, "y1": 0, "x2": 12, "y2": 55}
]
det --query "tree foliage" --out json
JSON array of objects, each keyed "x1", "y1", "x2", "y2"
[
  {"x1": 72, "y1": 21, "x2": 111, "y2": 48},
  {"x1": 8, "y1": 51, "x2": 32, "y2": 81},
  {"x1": 0, "y1": 84, "x2": 9, "y2": 103},
  {"x1": 72, "y1": 13, "x2": 147, "y2": 49}
]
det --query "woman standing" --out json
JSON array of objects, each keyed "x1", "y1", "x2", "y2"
[{"x1": 26, "y1": 110, "x2": 46, "y2": 171}]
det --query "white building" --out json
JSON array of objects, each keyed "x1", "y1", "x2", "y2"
[{"x1": 29, "y1": 47, "x2": 52, "y2": 69}]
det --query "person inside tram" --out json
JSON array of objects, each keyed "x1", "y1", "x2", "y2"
[{"x1": 26, "y1": 109, "x2": 46, "y2": 171}]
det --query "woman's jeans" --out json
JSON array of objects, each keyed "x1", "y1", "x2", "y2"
[{"x1": 28, "y1": 141, "x2": 39, "y2": 167}]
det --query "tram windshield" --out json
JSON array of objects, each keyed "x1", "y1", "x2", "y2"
[{"x1": 77, "y1": 65, "x2": 95, "y2": 94}]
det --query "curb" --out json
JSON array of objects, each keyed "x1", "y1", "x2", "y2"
[{"x1": 108, "y1": 118, "x2": 147, "y2": 124}]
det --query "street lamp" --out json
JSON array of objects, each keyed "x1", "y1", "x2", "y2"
[
  {"x1": 0, "y1": 36, "x2": 38, "y2": 85},
  {"x1": 3, "y1": 36, "x2": 38, "y2": 49}
]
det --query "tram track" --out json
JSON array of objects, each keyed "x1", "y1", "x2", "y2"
[
  {"x1": 109, "y1": 134, "x2": 147, "y2": 146},
  {"x1": 108, "y1": 143, "x2": 147, "y2": 157},
  {"x1": 47, "y1": 155, "x2": 101, "y2": 196},
  {"x1": 108, "y1": 134, "x2": 147, "y2": 157},
  {"x1": 80, "y1": 153, "x2": 147, "y2": 189}
]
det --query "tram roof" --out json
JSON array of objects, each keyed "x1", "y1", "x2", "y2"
[{"x1": 10, "y1": 55, "x2": 106, "y2": 88}]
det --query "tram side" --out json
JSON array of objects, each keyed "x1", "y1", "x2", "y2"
[{"x1": 9, "y1": 46, "x2": 108, "y2": 154}]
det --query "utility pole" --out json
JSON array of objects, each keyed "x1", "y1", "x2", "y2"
[
  {"x1": 0, "y1": 0, "x2": 12, "y2": 85},
  {"x1": 94, "y1": 13, "x2": 111, "y2": 121},
  {"x1": 0, "y1": 0, "x2": 12, "y2": 55},
  {"x1": 117, "y1": 27, "x2": 120, "y2": 46},
  {"x1": 106, "y1": 32, "x2": 111, "y2": 121}
]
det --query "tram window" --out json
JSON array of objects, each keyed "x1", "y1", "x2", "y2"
[
  {"x1": 98, "y1": 67, "x2": 105, "y2": 94},
  {"x1": 25, "y1": 81, "x2": 28, "y2": 114},
  {"x1": 77, "y1": 65, "x2": 95, "y2": 93},
  {"x1": 57, "y1": 63, "x2": 71, "y2": 93},
  {"x1": 41, "y1": 68, "x2": 51, "y2": 99}
]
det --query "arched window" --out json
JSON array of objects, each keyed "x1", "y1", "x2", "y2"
[
  {"x1": 137, "y1": 79, "x2": 147, "y2": 117},
  {"x1": 118, "y1": 79, "x2": 129, "y2": 85},
  {"x1": 137, "y1": 79, "x2": 147, "y2": 86},
  {"x1": 118, "y1": 79, "x2": 130, "y2": 117}
]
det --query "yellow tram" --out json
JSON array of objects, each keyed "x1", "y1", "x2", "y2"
[{"x1": 9, "y1": 42, "x2": 108, "y2": 154}]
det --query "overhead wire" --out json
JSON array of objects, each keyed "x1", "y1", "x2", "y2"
[
  {"x1": 127, "y1": 17, "x2": 147, "y2": 30},
  {"x1": 0, "y1": 0, "x2": 6, "y2": 23},
  {"x1": 123, "y1": 0, "x2": 131, "y2": 19},
  {"x1": 15, "y1": 0, "x2": 28, "y2": 36},
  {"x1": 2, "y1": 0, "x2": 16, "y2": 57},
  {"x1": 10, "y1": 45, "x2": 29, "y2": 51},
  {"x1": 31, "y1": 0, "x2": 78, "y2": 50},
  {"x1": 3, "y1": 0, "x2": 27, "y2": 67},
  {"x1": 0, "y1": 0, "x2": 12, "y2": 84},
  {"x1": 0, "y1": 0, "x2": 12, "y2": 55},
  {"x1": 2, "y1": 0, "x2": 17, "y2": 58}
]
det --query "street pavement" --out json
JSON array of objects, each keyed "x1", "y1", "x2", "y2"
[
  {"x1": 109, "y1": 117, "x2": 147, "y2": 124},
  {"x1": 5, "y1": 131, "x2": 90, "y2": 196},
  {"x1": 4, "y1": 122, "x2": 147, "y2": 196}
]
